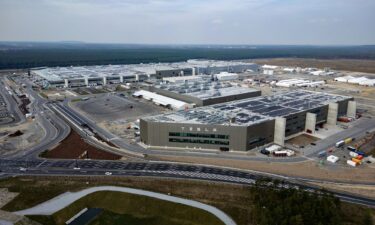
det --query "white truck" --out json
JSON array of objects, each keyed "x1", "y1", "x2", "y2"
[{"x1": 335, "y1": 140, "x2": 345, "y2": 148}]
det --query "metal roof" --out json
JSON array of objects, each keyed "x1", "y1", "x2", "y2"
[
  {"x1": 144, "y1": 90, "x2": 352, "y2": 126},
  {"x1": 155, "y1": 76, "x2": 259, "y2": 100}
]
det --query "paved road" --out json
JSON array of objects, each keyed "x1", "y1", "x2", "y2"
[
  {"x1": 4, "y1": 79, "x2": 71, "y2": 160},
  {"x1": 0, "y1": 158, "x2": 374, "y2": 207},
  {"x1": 0, "y1": 78, "x2": 25, "y2": 125}
]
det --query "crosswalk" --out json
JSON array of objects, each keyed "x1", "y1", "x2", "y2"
[
  {"x1": 0, "y1": 159, "x2": 259, "y2": 184},
  {"x1": 148, "y1": 170, "x2": 256, "y2": 184}
]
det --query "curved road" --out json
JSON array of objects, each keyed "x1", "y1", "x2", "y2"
[{"x1": 15, "y1": 186, "x2": 237, "y2": 225}]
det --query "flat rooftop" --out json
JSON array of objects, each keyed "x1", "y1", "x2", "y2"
[
  {"x1": 154, "y1": 76, "x2": 258, "y2": 100},
  {"x1": 144, "y1": 90, "x2": 352, "y2": 126},
  {"x1": 32, "y1": 60, "x2": 257, "y2": 82}
]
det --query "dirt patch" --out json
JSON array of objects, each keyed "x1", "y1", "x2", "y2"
[
  {"x1": 41, "y1": 130, "x2": 121, "y2": 160},
  {"x1": 287, "y1": 134, "x2": 319, "y2": 147},
  {"x1": 0, "y1": 121, "x2": 44, "y2": 156},
  {"x1": 253, "y1": 58, "x2": 375, "y2": 73},
  {"x1": 8, "y1": 130, "x2": 23, "y2": 137},
  {"x1": 0, "y1": 188, "x2": 18, "y2": 208},
  {"x1": 149, "y1": 155, "x2": 375, "y2": 183},
  {"x1": 309, "y1": 182, "x2": 375, "y2": 199}
]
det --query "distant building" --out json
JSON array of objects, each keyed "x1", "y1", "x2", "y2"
[{"x1": 31, "y1": 60, "x2": 258, "y2": 88}]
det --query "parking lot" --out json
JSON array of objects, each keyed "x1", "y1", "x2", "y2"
[
  {"x1": 72, "y1": 93, "x2": 163, "y2": 123},
  {"x1": 0, "y1": 93, "x2": 13, "y2": 125}
]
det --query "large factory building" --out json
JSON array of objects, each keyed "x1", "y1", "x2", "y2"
[
  {"x1": 147, "y1": 76, "x2": 261, "y2": 106},
  {"x1": 31, "y1": 60, "x2": 258, "y2": 89},
  {"x1": 140, "y1": 90, "x2": 355, "y2": 151}
]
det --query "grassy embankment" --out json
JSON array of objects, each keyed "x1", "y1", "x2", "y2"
[
  {"x1": 28, "y1": 191, "x2": 224, "y2": 225},
  {"x1": 0, "y1": 176, "x2": 374, "y2": 225}
]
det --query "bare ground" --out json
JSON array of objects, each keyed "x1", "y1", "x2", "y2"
[
  {"x1": 253, "y1": 58, "x2": 375, "y2": 73},
  {"x1": 309, "y1": 182, "x2": 375, "y2": 199},
  {"x1": 41, "y1": 130, "x2": 122, "y2": 160}
]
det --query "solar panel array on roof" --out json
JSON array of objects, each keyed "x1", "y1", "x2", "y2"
[
  {"x1": 145, "y1": 90, "x2": 351, "y2": 127},
  {"x1": 154, "y1": 76, "x2": 258, "y2": 100}
]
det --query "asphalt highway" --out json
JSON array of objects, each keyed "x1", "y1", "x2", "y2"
[{"x1": 0, "y1": 158, "x2": 374, "y2": 207}]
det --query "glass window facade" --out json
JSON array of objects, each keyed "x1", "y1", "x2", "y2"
[
  {"x1": 169, "y1": 132, "x2": 230, "y2": 146},
  {"x1": 169, "y1": 132, "x2": 229, "y2": 139},
  {"x1": 169, "y1": 138, "x2": 229, "y2": 146}
]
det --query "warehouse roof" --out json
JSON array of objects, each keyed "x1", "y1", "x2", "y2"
[
  {"x1": 144, "y1": 90, "x2": 352, "y2": 126},
  {"x1": 133, "y1": 90, "x2": 190, "y2": 110},
  {"x1": 32, "y1": 60, "x2": 257, "y2": 82},
  {"x1": 154, "y1": 76, "x2": 259, "y2": 100}
]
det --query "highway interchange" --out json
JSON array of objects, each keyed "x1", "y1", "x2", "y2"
[{"x1": 0, "y1": 75, "x2": 374, "y2": 208}]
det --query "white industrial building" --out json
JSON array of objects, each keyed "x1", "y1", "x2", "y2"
[
  {"x1": 335, "y1": 75, "x2": 375, "y2": 86},
  {"x1": 359, "y1": 79, "x2": 375, "y2": 86},
  {"x1": 162, "y1": 75, "x2": 202, "y2": 83},
  {"x1": 283, "y1": 68, "x2": 296, "y2": 73},
  {"x1": 32, "y1": 60, "x2": 258, "y2": 88},
  {"x1": 347, "y1": 77, "x2": 370, "y2": 84},
  {"x1": 132, "y1": 90, "x2": 193, "y2": 110},
  {"x1": 215, "y1": 72, "x2": 239, "y2": 81},
  {"x1": 309, "y1": 70, "x2": 325, "y2": 76},
  {"x1": 275, "y1": 79, "x2": 325, "y2": 88},
  {"x1": 334, "y1": 76, "x2": 355, "y2": 82},
  {"x1": 263, "y1": 70, "x2": 274, "y2": 75}
]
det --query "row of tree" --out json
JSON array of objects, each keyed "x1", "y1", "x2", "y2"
[{"x1": 249, "y1": 179, "x2": 373, "y2": 225}]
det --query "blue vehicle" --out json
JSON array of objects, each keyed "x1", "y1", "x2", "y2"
[
  {"x1": 318, "y1": 150, "x2": 326, "y2": 158},
  {"x1": 356, "y1": 151, "x2": 366, "y2": 157}
]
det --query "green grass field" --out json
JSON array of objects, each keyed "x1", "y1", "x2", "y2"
[
  {"x1": 28, "y1": 191, "x2": 224, "y2": 225},
  {"x1": 1, "y1": 176, "x2": 374, "y2": 225}
]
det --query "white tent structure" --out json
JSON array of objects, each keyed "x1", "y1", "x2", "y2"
[
  {"x1": 359, "y1": 79, "x2": 375, "y2": 86},
  {"x1": 347, "y1": 77, "x2": 369, "y2": 84},
  {"x1": 133, "y1": 90, "x2": 192, "y2": 110},
  {"x1": 276, "y1": 79, "x2": 306, "y2": 87},
  {"x1": 334, "y1": 76, "x2": 355, "y2": 82},
  {"x1": 309, "y1": 70, "x2": 325, "y2": 76},
  {"x1": 262, "y1": 65, "x2": 278, "y2": 70},
  {"x1": 215, "y1": 72, "x2": 238, "y2": 81}
]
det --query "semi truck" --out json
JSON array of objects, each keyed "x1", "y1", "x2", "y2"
[{"x1": 335, "y1": 140, "x2": 345, "y2": 148}]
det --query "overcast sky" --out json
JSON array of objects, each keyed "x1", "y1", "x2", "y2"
[{"x1": 1, "y1": 0, "x2": 374, "y2": 45}]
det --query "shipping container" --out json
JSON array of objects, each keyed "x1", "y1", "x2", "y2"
[
  {"x1": 338, "y1": 117, "x2": 351, "y2": 123},
  {"x1": 273, "y1": 150, "x2": 294, "y2": 157},
  {"x1": 352, "y1": 158, "x2": 362, "y2": 164},
  {"x1": 265, "y1": 145, "x2": 282, "y2": 153},
  {"x1": 357, "y1": 155, "x2": 364, "y2": 160},
  {"x1": 344, "y1": 138, "x2": 353, "y2": 144},
  {"x1": 349, "y1": 151, "x2": 358, "y2": 158},
  {"x1": 335, "y1": 140, "x2": 345, "y2": 148},
  {"x1": 273, "y1": 151, "x2": 287, "y2": 157},
  {"x1": 347, "y1": 160, "x2": 357, "y2": 167}
]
